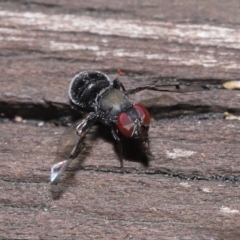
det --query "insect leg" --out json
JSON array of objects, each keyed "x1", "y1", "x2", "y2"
[
  {"x1": 126, "y1": 84, "x2": 180, "y2": 94},
  {"x1": 140, "y1": 136, "x2": 154, "y2": 158},
  {"x1": 50, "y1": 112, "x2": 99, "y2": 184},
  {"x1": 137, "y1": 124, "x2": 154, "y2": 158},
  {"x1": 126, "y1": 83, "x2": 209, "y2": 94},
  {"x1": 111, "y1": 127, "x2": 124, "y2": 169},
  {"x1": 112, "y1": 78, "x2": 127, "y2": 92}
]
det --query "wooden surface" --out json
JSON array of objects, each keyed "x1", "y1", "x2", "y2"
[{"x1": 0, "y1": 1, "x2": 240, "y2": 239}]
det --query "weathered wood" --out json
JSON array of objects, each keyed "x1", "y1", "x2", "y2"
[
  {"x1": 0, "y1": 120, "x2": 239, "y2": 182},
  {"x1": 0, "y1": 0, "x2": 240, "y2": 239},
  {"x1": 0, "y1": 124, "x2": 240, "y2": 239},
  {"x1": 1, "y1": 0, "x2": 240, "y2": 83}
]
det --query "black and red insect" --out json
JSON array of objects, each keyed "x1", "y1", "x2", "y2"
[{"x1": 50, "y1": 70, "x2": 207, "y2": 183}]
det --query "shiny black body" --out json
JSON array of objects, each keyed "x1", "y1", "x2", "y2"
[
  {"x1": 69, "y1": 71, "x2": 112, "y2": 112},
  {"x1": 69, "y1": 71, "x2": 133, "y2": 125}
]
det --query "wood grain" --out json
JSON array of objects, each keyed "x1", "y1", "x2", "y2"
[{"x1": 0, "y1": 0, "x2": 240, "y2": 239}]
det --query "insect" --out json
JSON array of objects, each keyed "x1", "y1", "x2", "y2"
[{"x1": 50, "y1": 70, "x2": 208, "y2": 183}]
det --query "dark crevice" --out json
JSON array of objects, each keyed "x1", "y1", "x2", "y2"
[
  {"x1": 0, "y1": 177, "x2": 49, "y2": 184},
  {"x1": 0, "y1": 100, "x2": 235, "y2": 125},
  {"x1": 151, "y1": 104, "x2": 240, "y2": 120},
  {"x1": 1, "y1": 165, "x2": 239, "y2": 184},
  {"x1": 78, "y1": 166, "x2": 240, "y2": 183},
  {"x1": 46, "y1": 165, "x2": 240, "y2": 184},
  {"x1": 0, "y1": 101, "x2": 81, "y2": 125},
  {"x1": 23, "y1": 1, "x2": 60, "y2": 9}
]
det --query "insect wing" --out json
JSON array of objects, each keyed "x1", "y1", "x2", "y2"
[
  {"x1": 50, "y1": 121, "x2": 83, "y2": 184},
  {"x1": 50, "y1": 158, "x2": 72, "y2": 184}
]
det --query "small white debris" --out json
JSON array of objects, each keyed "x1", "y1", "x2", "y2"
[
  {"x1": 149, "y1": 207, "x2": 157, "y2": 212},
  {"x1": 14, "y1": 115, "x2": 22, "y2": 122},
  {"x1": 37, "y1": 121, "x2": 44, "y2": 127},
  {"x1": 202, "y1": 187, "x2": 212, "y2": 193},
  {"x1": 223, "y1": 81, "x2": 240, "y2": 90},
  {"x1": 166, "y1": 148, "x2": 196, "y2": 159},
  {"x1": 220, "y1": 206, "x2": 239, "y2": 215},
  {"x1": 224, "y1": 112, "x2": 240, "y2": 120},
  {"x1": 179, "y1": 182, "x2": 191, "y2": 188}
]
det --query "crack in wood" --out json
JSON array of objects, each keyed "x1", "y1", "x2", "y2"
[{"x1": 0, "y1": 101, "x2": 232, "y2": 123}]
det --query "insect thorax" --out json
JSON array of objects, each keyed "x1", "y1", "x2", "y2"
[{"x1": 99, "y1": 89, "x2": 133, "y2": 122}]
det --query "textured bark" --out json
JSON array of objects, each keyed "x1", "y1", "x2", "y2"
[{"x1": 0, "y1": 1, "x2": 240, "y2": 239}]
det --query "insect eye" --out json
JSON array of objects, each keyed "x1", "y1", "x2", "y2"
[
  {"x1": 117, "y1": 112, "x2": 134, "y2": 137},
  {"x1": 133, "y1": 104, "x2": 150, "y2": 125}
]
